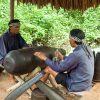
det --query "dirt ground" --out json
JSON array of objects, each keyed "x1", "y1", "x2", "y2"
[
  {"x1": 0, "y1": 71, "x2": 100, "y2": 100},
  {"x1": 0, "y1": 72, "x2": 30, "y2": 100}
]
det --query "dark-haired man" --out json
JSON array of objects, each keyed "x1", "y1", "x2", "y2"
[
  {"x1": 0, "y1": 19, "x2": 28, "y2": 82},
  {"x1": 34, "y1": 29, "x2": 94, "y2": 92}
]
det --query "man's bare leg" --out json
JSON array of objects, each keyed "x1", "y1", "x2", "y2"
[
  {"x1": 44, "y1": 67, "x2": 58, "y2": 78},
  {"x1": 31, "y1": 72, "x2": 50, "y2": 90},
  {"x1": 31, "y1": 66, "x2": 58, "y2": 90},
  {"x1": 0, "y1": 72, "x2": 2, "y2": 79}
]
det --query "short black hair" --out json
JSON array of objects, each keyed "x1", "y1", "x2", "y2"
[
  {"x1": 8, "y1": 19, "x2": 20, "y2": 26},
  {"x1": 70, "y1": 29, "x2": 85, "y2": 45}
]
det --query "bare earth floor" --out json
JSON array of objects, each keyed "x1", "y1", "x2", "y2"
[{"x1": 0, "y1": 72, "x2": 100, "y2": 100}]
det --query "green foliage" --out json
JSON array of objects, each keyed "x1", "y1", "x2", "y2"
[
  {"x1": 82, "y1": 7, "x2": 100, "y2": 46},
  {"x1": 0, "y1": 1, "x2": 100, "y2": 50},
  {"x1": 0, "y1": 0, "x2": 10, "y2": 33}
]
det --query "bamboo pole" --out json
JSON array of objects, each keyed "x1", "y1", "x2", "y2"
[{"x1": 10, "y1": 0, "x2": 14, "y2": 20}]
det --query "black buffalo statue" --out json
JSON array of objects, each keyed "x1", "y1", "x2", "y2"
[
  {"x1": 93, "y1": 52, "x2": 100, "y2": 82},
  {"x1": 4, "y1": 46, "x2": 66, "y2": 75}
]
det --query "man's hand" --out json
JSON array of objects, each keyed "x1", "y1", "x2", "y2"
[
  {"x1": 34, "y1": 52, "x2": 47, "y2": 61},
  {"x1": 55, "y1": 50, "x2": 64, "y2": 60}
]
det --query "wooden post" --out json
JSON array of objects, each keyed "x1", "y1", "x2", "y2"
[{"x1": 10, "y1": 0, "x2": 14, "y2": 20}]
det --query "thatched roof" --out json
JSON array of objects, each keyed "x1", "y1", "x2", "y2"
[{"x1": 17, "y1": 0, "x2": 100, "y2": 11}]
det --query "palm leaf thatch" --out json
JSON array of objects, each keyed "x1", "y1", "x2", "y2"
[{"x1": 17, "y1": 0, "x2": 100, "y2": 11}]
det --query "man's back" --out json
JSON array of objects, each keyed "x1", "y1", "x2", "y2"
[{"x1": 66, "y1": 45, "x2": 94, "y2": 92}]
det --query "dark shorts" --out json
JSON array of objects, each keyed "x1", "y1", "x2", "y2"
[
  {"x1": 0, "y1": 64, "x2": 4, "y2": 73},
  {"x1": 55, "y1": 73, "x2": 67, "y2": 88},
  {"x1": 0, "y1": 67, "x2": 4, "y2": 73}
]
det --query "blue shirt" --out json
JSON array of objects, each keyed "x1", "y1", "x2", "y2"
[
  {"x1": 0, "y1": 30, "x2": 28, "y2": 64},
  {"x1": 3, "y1": 30, "x2": 28, "y2": 53},
  {"x1": 45, "y1": 45, "x2": 94, "y2": 92},
  {"x1": 0, "y1": 36, "x2": 6, "y2": 65}
]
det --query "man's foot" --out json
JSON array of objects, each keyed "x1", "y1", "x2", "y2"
[
  {"x1": 31, "y1": 84, "x2": 37, "y2": 90},
  {"x1": 9, "y1": 74, "x2": 16, "y2": 84}
]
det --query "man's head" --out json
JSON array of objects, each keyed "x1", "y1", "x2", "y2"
[
  {"x1": 8, "y1": 19, "x2": 20, "y2": 35},
  {"x1": 69, "y1": 29, "x2": 85, "y2": 48}
]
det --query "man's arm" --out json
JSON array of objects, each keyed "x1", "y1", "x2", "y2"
[
  {"x1": 19, "y1": 35, "x2": 28, "y2": 48},
  {"x1": 45, "y1": 53, "x2": 79, "y2": 72},
  {"x1": 34, "y1": 52, "x2": 79, "y2": 72}
]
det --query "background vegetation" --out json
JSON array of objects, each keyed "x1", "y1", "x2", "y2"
[{"x1": 0, "y1": 0, "x2": 100, "y2": 52}]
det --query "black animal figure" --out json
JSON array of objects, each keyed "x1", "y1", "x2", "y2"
[
  {"x1": 93, "y1": 52, "x2": 100, "y2": 82},
  {"x1": 4, "y1": 46, "x2": 66, "y2": 75}
]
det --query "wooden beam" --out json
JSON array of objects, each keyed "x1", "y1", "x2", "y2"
[{"x1": 10, "y1": 0, "x2": 14, "y2": 20}]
